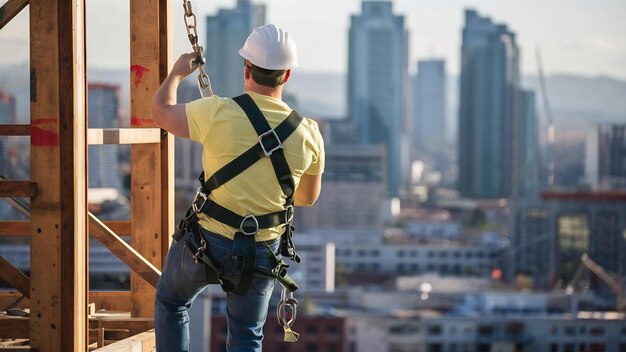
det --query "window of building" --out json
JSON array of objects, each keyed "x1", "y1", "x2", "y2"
[
  {"x1": 427, "y1": 325, "x2": 442, "y2": 335},
  {"x1": 589, "y1": 343, "x2": 605, "y2": 352},
  {"x1": 327, "y1": 325, "x2": 338, "y2": 335},
  {"x1": 371, "y1": 249, "x2": 380, "y2": 256},
  {"x1": 428, "y1": 251, "x2": 435, "y2": 258},
  {"x1": 618, "y1": 343, "x2": 626, "y2": 352},
  {"x1": 564, "y1": 343, "x2": 575, "y2": 352},
  {"x1": 453, "y1": 251, "x2": 461, "y2": 258},
  {"x1": 327, "y1": 343, "x2": 341, "y2": 352},
  {"x1": 589, "y1": 327, "x2": 605, "y2": 336},
  {"x1": 550, "y1": 344, "x2": 559, "y2": 352},
  {"x1": 564, "y1": 326, "x2": 576, "y2": 336},
  {"x1": 398, "y1": 250, "x2": 405, "y2": 258},
  {"x1": 478, "y1": 325, "x2": 494, "y2": 337},
  {"x1": 410, "y1": 250, "x2": 418, "y2": 257},
  {"x1": 357, "y1": 250, "x2": 366, "y2": 257},
  {"x1": 550, "y1": 326, "x2": 558, "y2": 335},
  {"x1": 427, "y1": 343, "x2": 443, "y2": 352},
  {"x1": 306, "y1": 343, "x2": 318, "y2": 352},
  {"x1": 343, "y1": 249, "x2": 352, "y2": 257}
]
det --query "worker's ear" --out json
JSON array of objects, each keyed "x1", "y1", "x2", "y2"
[
  {"x1": 244, "y1": 64, "x2": 252, "y2": 80},
  {"x1": 283, "y1": 69, "x2": 291, "y2": 84}
]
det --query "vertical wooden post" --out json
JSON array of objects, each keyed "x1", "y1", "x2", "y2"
[
  {"x1": 130, "y1": 0, "x2": 172, "y2": 317},
  {"x1": 29, "y1": 0, "x2": 88, "y2": 350}
]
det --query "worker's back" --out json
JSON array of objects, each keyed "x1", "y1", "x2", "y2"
[{"x1": 186, "y1": 91, "x2": 324, "y2": 242}]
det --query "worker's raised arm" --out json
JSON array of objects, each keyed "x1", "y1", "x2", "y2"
[
  {"x1": 151, "y1": 53, "x2": 198, "y2": 139},
  {"x1": 294, "y1": 173, "x2": 322, "y2": 207}
]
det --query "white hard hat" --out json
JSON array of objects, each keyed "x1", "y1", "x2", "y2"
[{"x1": 239, "y1": 24, "x2": 298, "y2": 70}]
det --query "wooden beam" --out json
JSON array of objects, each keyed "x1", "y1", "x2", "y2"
[
  {"x1": 0, "y1": 220, "x2": 130, "y2": 237},
  {"x1": 89, "y1": 213, "x2": 161, "y2": 288},
  {"x1": 129, "y1": 0, "x2": 172, "y2": 318},
  {"x1": 0, "y1": 256, "x2": 29, "y2": 298},
  {"x1": 158, "y1": 0, "x2": 175, "y2": 269},
  {"x1": 0, "y1": 316, "x2": 28, "y2": 339},
  {"x1": 89, "y1": 291, "x2": 131, "y2": 312},
  {"x1": 1, "y1": 291, "x2": 131, "y2": 312},
  {"x1": 0, "y1": 347, "x2": 32, "y2": 351},
  {"x1": 0, "y1": 181, "x2": 37, "y2": 197},
  {"x1": 90, "y1": 330, "x2": 155, "y2": 352},
  {"x1": 0, "y1": 125, "x2": 30, "y2": 136},
  {"x1": 0, "y1": 0, "x2": 29, "y2": 31},
  {"x1": 87, "y1": 128, "x2": 162, "y2": 145},
  {"x1": 89, "y1": 317, "x2": 153, "y2": 337},
  {"x1": 29, "y1": 0, "x2": 88, "y2": 350},
  {"x1": 0, "y1": 221, "x2": 29, "y2": 236},
  {"x1": 0, "y1": 291, "x2": 29, "y2": 311}
]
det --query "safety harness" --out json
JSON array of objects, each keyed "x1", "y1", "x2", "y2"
[{"x1": 172, "y1": 93, "x2": 303, "y2": 340}]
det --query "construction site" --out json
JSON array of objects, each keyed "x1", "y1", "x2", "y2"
[{"x1": 0, "y1": 0, "x2": 172, "y2": 349}]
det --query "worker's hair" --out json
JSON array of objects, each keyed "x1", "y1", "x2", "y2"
[{"x1": 245, "y1": 60, "x2": 287, "y2": 87}]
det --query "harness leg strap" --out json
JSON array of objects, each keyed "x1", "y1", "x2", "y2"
[{"x1": 230, "y1": 232, "x2": 257, "y2": 295}]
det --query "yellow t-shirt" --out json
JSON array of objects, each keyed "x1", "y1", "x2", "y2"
[{"x1": 186, "y1": 91, "x2": 325, "y2": 241}]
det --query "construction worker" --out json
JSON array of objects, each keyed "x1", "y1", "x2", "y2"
[{"x1": 151, "y1": 24, "x2": 324, "y2": 352}]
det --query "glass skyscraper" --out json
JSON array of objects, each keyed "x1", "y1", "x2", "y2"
[
  {"x1": 88, "y1": 84, "x2": 121, "y2": 190},
  {"x1": 413, "y1": 60, "x2": 446, "y2": 155},
  {"x1": 205, "y1": 0, "x2": 266, "y2": 98},
  {"x1": 348, "y1": 1, "x2": 409, "y2": 198},
  {"x1": 458, "y1": 9, "x2": 521, "y2": 199}
]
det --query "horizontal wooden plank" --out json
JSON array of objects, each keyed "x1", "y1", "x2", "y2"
[
  {"x1": 0, "y1": 316, "x2": 153, "y2": 341},
  {"x1": 1, "y1": 291, "x2": 130, "y2": 312},
  {"x1": 92, "y1": 330, "x2": 155, "y2": 352},
  {"x1": 0, "y1": 347, "x2": 32, "y2": 351},
  {"x1": 0, "y1": 291, "x2": 29, "y2": 311},
  {"x1": 89, "y1": 213, "x2": 160, "y2": 288},
  {"x1": 0, "y1": 125, "x2": 30, "y2": 136},
  {"x1": 89, "y1": 318, "x2": 153, "y2": 337},
  {"x1": 0, "y1": 256, "x2": 29, "y2": 298},
  {"x1": 0, "y1": 0, "x2": 29, "y2": 31},
  {"x1": 87, "y1": 128, "x2": 161, "y2": 145},
  {"x1": 0, "y1": 181, "x2": 37, "y2": 197},
  {"x1": 89, "y1": 291, "x2": 131, "y2": 312},
  {"x1": 0, "y1": 316, "x2": 28, "y2": 339},
  {"x1": 0, "y1": 220, "x2": 130, "y2": 236}
]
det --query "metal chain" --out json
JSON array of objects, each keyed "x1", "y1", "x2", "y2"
[{"x1": 182, "y1": 0, "x2": 213, "y2": 97}]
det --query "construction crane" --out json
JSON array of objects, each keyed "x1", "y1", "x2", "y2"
[
  {"x1": 536, "y1": 48, "x2": 556, "y2": 188},
  {"x1": 580, "y1": 253, "x2": 625, "y2": 312}
]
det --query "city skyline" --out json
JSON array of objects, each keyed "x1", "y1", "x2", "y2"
[{"x1": 0, "y1": 0, "x2": 624, "y2": 80}]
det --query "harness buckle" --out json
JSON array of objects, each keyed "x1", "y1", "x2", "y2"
[
  {"x1": 240, "y1": 215, "x2": 259, "y2": 235},
  {"x1": 259, "y1": 129, "x2": 283, "y2": 157},
  {"x1": 191, "y1": 187, "x2": 208, "y2": 213},
  {"x1": 285, "y1": 205, "x2": 294, "y2": 224},
  {"x1": 193, "y1": 237, "x2": 207, "y2": 263}
]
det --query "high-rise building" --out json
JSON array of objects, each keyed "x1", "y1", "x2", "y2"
[
  {"x1": 348, "y1": 1, "x2": 409, "y2": 197},
  {"x1": 513, "y1": 90, "x2": 540, "y2": 197},
  {"x1": 413, "y1": 60, "x2": 446, "y2": 154},
  {"x1": 509, "y1": 192, "x2": 626, "y2": 292},
  {"x1": 585, "y1": 123, "x2": 626, "y2": 190},
  {"x1": 458, "y1": 9, "x2": 521, "y2": 199},
  {"x1": 205, "y1": 0, "x2": 266, "y2": 98},
  {"x1": 0, "y1": 90, "x2": 17, "y2": 178},
  {"x1": 88, "y1": 84, "x2": 121, "y2": 189}
]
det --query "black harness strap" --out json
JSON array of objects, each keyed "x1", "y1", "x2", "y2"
[{"x1": 232, "y1": 94, "x2": 297, "y2": 205}]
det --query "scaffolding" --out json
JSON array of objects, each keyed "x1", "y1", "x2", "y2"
[{"x1": 0, "y1": 0, "x2": 173, "y2": 350}]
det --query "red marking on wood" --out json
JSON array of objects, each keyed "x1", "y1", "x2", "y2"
[
  {"x1": 131, "y1": 116, "x2": 154, "y2": 127},
  {"x1": 31, "y1": 118, "x2": 59, "y2": 147},
  {"x1": 130, "y1": 65, "x2": 150, "y2": 87}
]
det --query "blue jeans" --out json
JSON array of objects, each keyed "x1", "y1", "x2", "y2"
[{"x1": 155, "y1": 227, "x2": 280, "y2": 352}]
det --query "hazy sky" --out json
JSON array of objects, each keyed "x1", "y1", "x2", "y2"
[{"x1": 1, "y1": 0, "x2": 625, "y2": 79}]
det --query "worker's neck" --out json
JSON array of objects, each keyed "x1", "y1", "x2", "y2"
[{"x1": 246, "y1": 82, "x2": 283, "y2": 100}]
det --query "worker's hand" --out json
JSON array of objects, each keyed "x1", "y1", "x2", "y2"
[{"x1": 171, "y1": 52, "x2": 199, "y2": 79}]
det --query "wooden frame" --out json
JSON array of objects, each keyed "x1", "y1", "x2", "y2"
[{"x1": 0, "y1": 0, "x2": 174, "y2": 348}]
